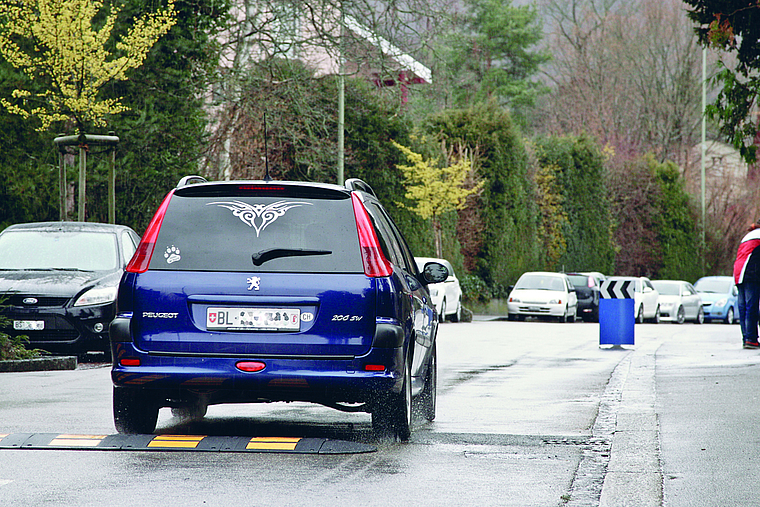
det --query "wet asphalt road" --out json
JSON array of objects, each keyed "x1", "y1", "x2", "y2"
[{"x1": 0, "y1": 318, "x2": 755, "y2": 506}]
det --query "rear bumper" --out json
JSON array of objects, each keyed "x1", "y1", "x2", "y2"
[
  {"x1": 110, "y1": 341, "x2": 404, "y2": 406},
  {"x1": 109, "y1": 316, "x2": 407, "y2": 406}
]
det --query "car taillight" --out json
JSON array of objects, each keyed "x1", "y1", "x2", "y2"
[
  {"x1": 126, "y1": 190, "x2": 175, "y2": 274},
  {"x1": 236, "y1": 361, "x2": 266, "y2": 372},
  {"x1": 351, "y1": 193, "x2": 392, "y2": 278}
]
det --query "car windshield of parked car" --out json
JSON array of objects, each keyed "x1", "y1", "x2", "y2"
[
  {"x1": 652, "y1": 282, "x2": 680, "y2": 296},
  {"x1": 0, "y1": 230, "x2": 119, "y2": 271},
  {"x1": 695, "y1": 278, "x2": 733, "y2": 293},
  {"x1": 515, "y1": 274, "x2": 565, "y2": 291}
]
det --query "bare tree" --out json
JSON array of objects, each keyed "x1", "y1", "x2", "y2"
[
  {"x1": 200, "y1": 0, "x2": 457, "y2": 181},
  {"x1": 534, "y1": 0, "x2": 706, "y2": 164}
]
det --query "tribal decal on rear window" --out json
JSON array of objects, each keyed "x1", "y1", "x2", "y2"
[{"x1": 207, "y1": 200, "x2": 312, "y2": 237}]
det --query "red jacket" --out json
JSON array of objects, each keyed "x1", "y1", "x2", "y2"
[{"x1": 734, "y1": 228, "x2": 760, "y2": 284}]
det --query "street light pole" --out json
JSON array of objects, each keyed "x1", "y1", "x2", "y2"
[
  {"x1": 701, "y1": 46, "x2": 706, "y2": 272},
  {"x1": 337, "y1": 6, "x2": 345, "y2": 186}
]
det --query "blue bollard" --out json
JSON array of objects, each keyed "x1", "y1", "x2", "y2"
[{"x1": 599, "y1": 298, "x2": 635, "y2": 346}]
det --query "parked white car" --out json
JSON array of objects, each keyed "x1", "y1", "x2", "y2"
[
  {"x1": 415, "y1": 257, "x2": 463, "y2": 322},
  {"x1": 507, "y1": 271, "x2": 578, "y2": 322},
  {"x1": 604, "y1": 276, "x2": 661, "y2": 323},
  {"x1": 651, "y1": 280, "x2": 704, "y2": 324}
]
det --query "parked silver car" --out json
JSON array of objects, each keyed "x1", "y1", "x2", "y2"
[{"x1": 652, "y1": 280, "x2": 704, "y2": 324}]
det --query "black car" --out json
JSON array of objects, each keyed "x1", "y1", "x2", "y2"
[
  {"x1": 566, "y1": 272, "x2": 605, "y2": 322},
  {"x1": 0, "y1": 222, "x2": 141, "y2": 357},
  {"x1": 109, "y1": 177, "x2": 446, "y2": 439}
]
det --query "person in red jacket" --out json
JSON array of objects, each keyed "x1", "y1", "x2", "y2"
[{"x1": 734, "y1": 221, "x2": 760, "y2": 349}]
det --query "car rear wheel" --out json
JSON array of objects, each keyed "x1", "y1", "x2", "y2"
[
  {"x1": 439, "y1": 298, "x2": 447, "y2": 322},
  {"x1": 113, "y1": 386, "x2": 159, "y2": 434},
  {"x1": 372, "y1": 358, "x2": 412, "y2": 441},
  {"x1": 637, "y1": 305, "x2": 645, "y2": 324},
  {"x1": 418, "y1": 344, "x2": 437, "y2": 422},
  {"x1": 695, "y1": 308, "x2": 704, "y2": 324}
]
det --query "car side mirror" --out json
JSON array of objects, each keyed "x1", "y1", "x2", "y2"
[{"x1": 421, "y1": 262, "x2": 448, "y2": 285}]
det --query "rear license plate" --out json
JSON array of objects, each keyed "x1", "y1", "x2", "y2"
[
  {"x1": 14, "y1": 320, "x2": 44, "y2": 331},
  {"x1": 206, "y1": 307, "x2": 300, "y2": 331}
]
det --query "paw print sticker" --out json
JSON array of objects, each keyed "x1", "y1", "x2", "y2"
[{"x1": 164, "y1": 245, "x2": 181, "y2": 264}]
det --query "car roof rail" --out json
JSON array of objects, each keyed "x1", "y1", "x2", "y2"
[
  {"x1": 344, "y1": 178, "x2": 376, "y2": 197},
  {"x1": 177, "y1": 175, "x2": 208, "y2": 188}
]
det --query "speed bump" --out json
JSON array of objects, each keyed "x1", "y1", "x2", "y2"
[{"x1": 0, "y1": 432, "x2": 376, "y2": 454}]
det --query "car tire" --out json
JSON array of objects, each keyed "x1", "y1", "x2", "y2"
[
  {"x1": 439, "y1": 298, "x2": 447, "y2": 322},
  {"x1": 372, "y1": 357, "x2": 412, "y2": 441},
  {"x1": 653, "y1": 306, "x2": 661, "y2": 324},
  {"x1": 418, "y1": 344, "x2": 437, "y2": 422},
  {"x1": 451, "y1": 299, "x2": 461, "y2": 323},
  {"x1": 637, "y1": 305, "x2": 645, "y2": 324},
  {"x1": 675, "y1": 306, "x2": 685, "y2": 324},
  {"x1": 725, "y1": 307, "x2": 735, "y2": 325},
  {"x1": 695, "y1": 308, "x2": 704, "y2": 324},
  {"x1": 113, "y1": 386, "x2": 159, "y2": 434}
]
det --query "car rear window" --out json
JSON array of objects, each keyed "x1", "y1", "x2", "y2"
[{"x1": 150, "y1": 194, "x2": 364, "y2": 273}]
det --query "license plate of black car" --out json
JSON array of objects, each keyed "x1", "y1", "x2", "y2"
[
  {"x1": 13, "y1": 320, "x2": 44, "y2": 331},
  {"x1": 206, "y1": 307, "x2": 300, "y2": 331}
]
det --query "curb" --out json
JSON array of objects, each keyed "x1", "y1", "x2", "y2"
[{"x1": 0, "y1": 356, "x2": 77, "y2": 373}]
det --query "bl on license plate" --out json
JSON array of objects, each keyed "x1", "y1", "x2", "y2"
[{"x1": 206, "y1": 307, "x2": 300, "y2": 331}]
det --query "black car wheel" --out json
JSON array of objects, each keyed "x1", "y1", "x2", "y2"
[
  {"x1": 113, "y1": 386, "x2": 159, "y2": 434},
  {"x1": 372, "y1": 357, "x2": 412, "y2": 441},
  {"x1": 637, "y1": 305, "x2": 645, "y2": 324},
  {"x1": 418, "y1": 344, "x2": 437, "y2": 422}
]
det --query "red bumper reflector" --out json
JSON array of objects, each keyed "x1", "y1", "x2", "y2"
[
  {"x1": 364, "y1": 364, "x2": 385, "y2": 372},
  {"x1": 119, "y1": 358, "x2": 141, "y2": 367},
  {"x1": 236, "y1": 361, "x2": 266, "y2": 372}
]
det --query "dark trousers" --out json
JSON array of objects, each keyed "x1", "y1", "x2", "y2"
[{"x1": 738, "y1": 282, "x2": 760, "y2": 343}]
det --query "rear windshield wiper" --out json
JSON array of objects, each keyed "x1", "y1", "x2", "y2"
[{"x1": 252, "y1": 248, "x2": 332, "y2": 266}]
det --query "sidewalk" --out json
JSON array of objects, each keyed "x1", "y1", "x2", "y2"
[{"x1": 593, "y1": 323, "x2": 760, "y2": 507}]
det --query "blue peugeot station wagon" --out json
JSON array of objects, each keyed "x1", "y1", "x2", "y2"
[{"x1": 110, "y1": 177, "x2": 447, "y2": 440}]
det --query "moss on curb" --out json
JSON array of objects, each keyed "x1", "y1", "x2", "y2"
[{"x1": 0, "y1": 356, "x2": 77, "y2": 373}]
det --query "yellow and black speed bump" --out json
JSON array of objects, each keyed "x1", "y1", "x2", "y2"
[{"x1": 0, "y1": 433, "x2": 376, "y2": 454}]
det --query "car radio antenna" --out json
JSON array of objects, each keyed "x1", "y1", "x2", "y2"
[{"x1": 263, "y1": 112, "x2": 272, "y2": 182}]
